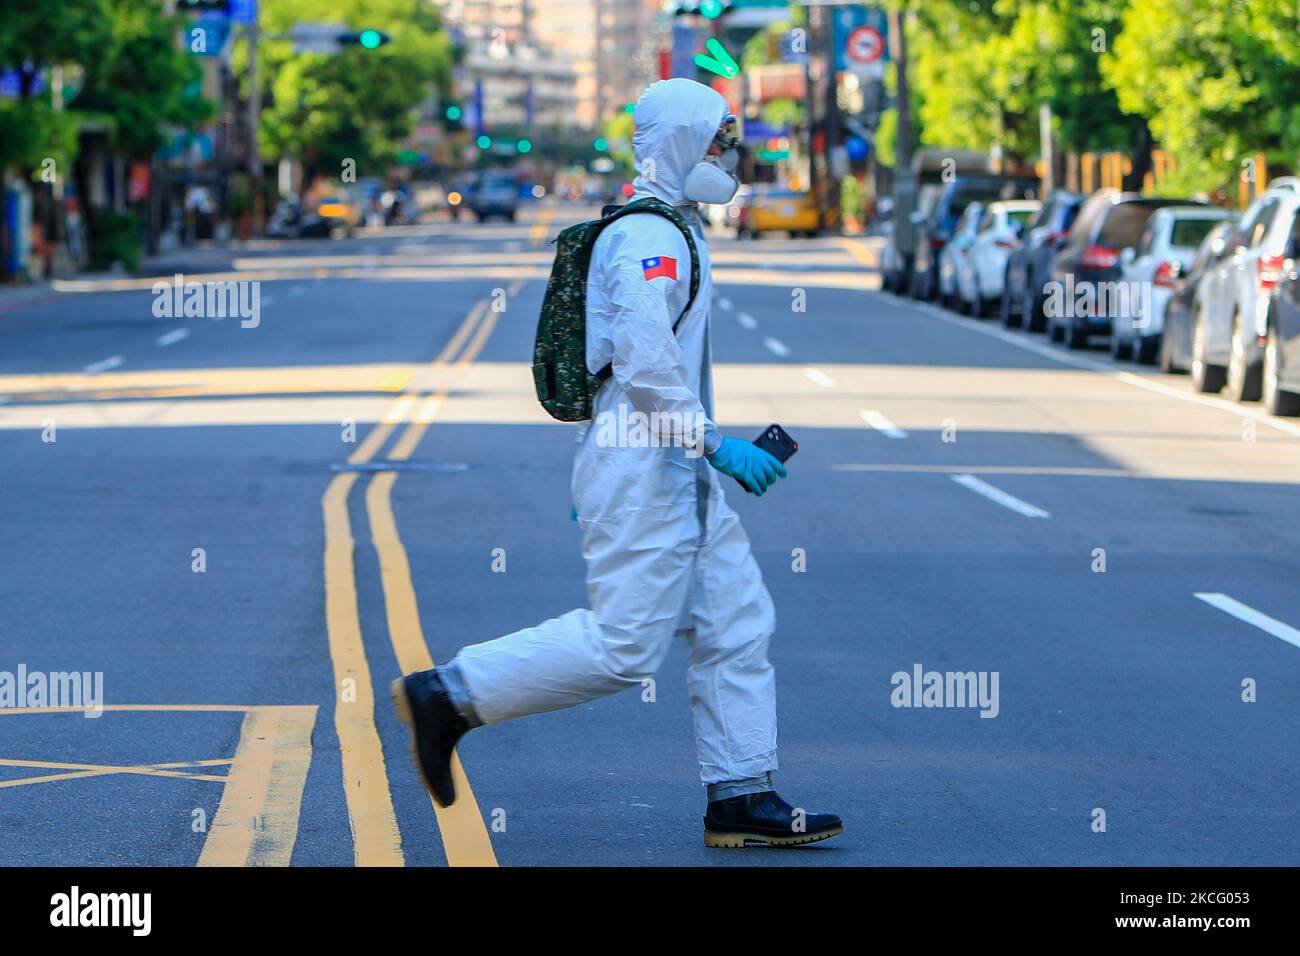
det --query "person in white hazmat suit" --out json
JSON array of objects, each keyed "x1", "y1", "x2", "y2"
[{"x1": 393, "y1": 78, "x2": 842, "y2": 848}]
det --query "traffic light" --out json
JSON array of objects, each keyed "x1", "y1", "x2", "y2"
[
  {"x1": 338, "y1": 29, "x2": 391, "y2": 49},
  {"x1": 476, "y1": 135, "x2": 492, "y2": 150},
  {"x1": 673, "y1": 1, "x2": 732, "y2": 18},
  {"x1": 445, "y1": 105, "x2": 463, "y2": 122},
  {"x1": 593, "y1": 138, "x2": 608, "y2": 152},
  {"x1": 176, "y1": 0, "x2": 230, "y2": 10},
  {"x1": 517, "y1": 139, "x2": 533, "y2": 154}
]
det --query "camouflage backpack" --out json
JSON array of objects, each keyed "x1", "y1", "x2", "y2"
[{"x1": 532, "y1": 197, "x2": 700, "y2": 422}]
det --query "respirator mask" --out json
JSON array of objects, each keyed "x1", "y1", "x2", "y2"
[{"x1": 683, "y1": 114, "x2": 741, "y2": 205}]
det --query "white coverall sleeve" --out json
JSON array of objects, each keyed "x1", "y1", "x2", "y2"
[{"x1": 599, "y1": 223, "x2": 721, "y2": 455}]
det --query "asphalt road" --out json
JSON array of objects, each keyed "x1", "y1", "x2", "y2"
[{"x1": 2, "y1": 202, "x2": 1298, "y2": 867}]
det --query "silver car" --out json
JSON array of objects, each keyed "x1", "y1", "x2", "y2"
[{"x1": 1190, "y1": 177, "x2": 1300, "y2": 398}]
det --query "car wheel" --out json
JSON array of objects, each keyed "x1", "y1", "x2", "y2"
[
  {"x1": 1159, "y1": 326, "x2": 1182, "y2": 374},
  {"x1": 1023, "y1": 285, "x2": 1045, "y2": 333},
  {"x1": 1191, "y1": 308, "x2": 1226, "y2": 393},
  {"x1": 1225, "y1": 313, "x2": 1263, "y2": 402},
  {"x1": 1110, "y1": 330, "x2": 1133, "y2": 360},
  {"x1": 1134, "y1": 335, "x2": 1159, "y2": 365},
  {"x1": 1001, "y1": 270, "x2": 1019, "y2": 328},
  {"x1": 1263, "y1": 323, "x2": 1300, "y2": 416},
  {"x1": 1066, "y1": 317, "x2": 1088, "y2": 349}
]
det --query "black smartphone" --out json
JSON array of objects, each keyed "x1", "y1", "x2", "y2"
[{"x1": 737, "y1": 424, "x2": 798, "y2": 494}]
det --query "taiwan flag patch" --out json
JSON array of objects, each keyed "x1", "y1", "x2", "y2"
[{"x1": 641, "y1": 256, "x2": 678, "y2": 281}]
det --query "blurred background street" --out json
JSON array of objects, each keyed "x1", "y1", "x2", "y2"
[{"x1": 2, "y1": 1, "x2": 1299, "y2": 868}]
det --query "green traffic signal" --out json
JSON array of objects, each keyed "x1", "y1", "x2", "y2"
[
  {"x1": 593, "y1": 138, "x2": 608, "y2": 152},
  {"x1": 359, "y1": 29, "x2": 383, "y2": 49},
  {"x1": 476, "y1": 135, "x2": 492, "y2": 149},
  {"x1": 445, "y1": 105, "x2": 463, "y2": 121},
  {"x1": 624, "y1": 102, "x2": 636, "y2": 115},
  {"x1": 518, "y1": 139, "x2": 533, "y2": 154},
  {"x1": 699, "y1": 0, "x2": 727, "y2": 18}
]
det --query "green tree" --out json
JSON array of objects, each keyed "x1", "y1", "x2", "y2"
[
  {"x1": 1103, "y1": 0, "x2": 1300, "y2": 193},
  {"x1": 253, "y1": 0, "x2": 454, "y2": 190}
]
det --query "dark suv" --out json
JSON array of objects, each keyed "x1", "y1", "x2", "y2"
[
  {"x1": 910, "y1": 175, "x2": 1040, "y2": 300},
  {"x1": 1047, "y1": 190, "x2": 1202, "y2": 348},
  {"x1": 1000, "y1": 189, "x2": 1081, "y2": 331}
]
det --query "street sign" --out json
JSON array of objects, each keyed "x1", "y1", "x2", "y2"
[
  {"x1": 290, "y1": 22, "x2": 347, "y2": 55},
  {"x1": 832, "y1": 6, "x2": 889, "y2": 77},
  {"x1": 188, "y1": 17, "x2": 233, "y2": 57},
  {"x1": 229, "y1": 0, "x2": 257, "y2": 24}
]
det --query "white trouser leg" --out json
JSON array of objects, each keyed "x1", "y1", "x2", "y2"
[
  {"x1": 453, "y1": 494, "x2": 697, "y2": 726},
  {"x1": 684, "y1": 489, "x2": 778, "y2": 785}
]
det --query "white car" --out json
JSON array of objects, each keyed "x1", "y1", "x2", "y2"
[
  {"x1": 1112, "y1": 205, "x2": 1237, "y2": 363},
  {"x1": 938, "y1": 202, "x2": 984, "y2": 311},
  {"x1": 956, "y1": 199, "x2": 1040, "y2": 316},
  {"x1": 1190, "y1": 178, "x2": 1300, "y2": 398}
]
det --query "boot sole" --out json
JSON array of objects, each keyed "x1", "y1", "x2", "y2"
[
  {"x1": 704, "y1": 825, "x2": 843, "y2": 849},
  {"x1": 389, "y1": 677, "x2": 454, "y2": 808}
]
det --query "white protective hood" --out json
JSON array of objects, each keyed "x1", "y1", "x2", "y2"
[{"x1": 630, "y1": 78, "x2": 730, "y2": 208}]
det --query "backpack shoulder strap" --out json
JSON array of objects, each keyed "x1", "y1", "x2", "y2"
[{"x1": 600, "y1": 197, "x2": 701, "y2": 330}]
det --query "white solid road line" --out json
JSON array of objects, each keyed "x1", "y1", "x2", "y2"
[
  {"x1": 83, "y1": 355, "x2": 124, "y2": 375},
  {"x1": 951, "y1": 473, "x2": 1051, "y2": 518},
  {"x1": 763, "y1": 336, "x2": 790, "y2": 357},
  {"x1": 1194, "y1": 593, "x2": 1300, "y2": 651},
  {"x1": 805, "y1": 367, "x2": 836, "y2": 388},
  {"x1": 860, "y1": 408, "x2": 908, "y2": 439},
  {"x1": 737, "y1": 312, "x2": 757, "y2": 330},
  {"x1": 890, "y1": 292, "x2": 1300, "y2": 442},
  {"x1": 156, "y1": 328, "x2": 190, "y2": 347}
]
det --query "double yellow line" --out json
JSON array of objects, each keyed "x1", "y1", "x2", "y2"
[{"x1": 320, "y1": 284, "x2": 518, "y2": 867}]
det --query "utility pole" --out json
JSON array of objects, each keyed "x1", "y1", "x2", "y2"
[
  {"x1": 247, "y1": 20, "x2": 263, "y2": 234},
  {"x1": 1039, "y1": 102, "x2": 1054, "y2": 195},
  {"x1": 888, "y1": 4, "x2": 912, "y2": 172}
]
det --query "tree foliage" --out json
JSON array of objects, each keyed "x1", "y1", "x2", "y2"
[{"x1": 252, "y1": 0, "x2": 454, "y2": 187}]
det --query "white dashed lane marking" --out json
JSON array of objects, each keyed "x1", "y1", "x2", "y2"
[
  {"x1": 156, "y1": 328, "x2": 189, "y2": 347},
  {"x1": 83, "y1": 356, "x2": 124, "y2": 375},
  {"x1": 951, "y1": 473, "x2": 1051, "y2": 519},
  {"x1": 763, "y1": 337, "x2": 790, "y2": 357},
  {"x1": 737, "y1": 312, "x2": 757, "y2": 330},
  {"x1": 1195, "y1": 593, "x2": 1300, "y2": 651},
  {"x1": 859, "y1": 409, "x2": 907, "y2": 439}
]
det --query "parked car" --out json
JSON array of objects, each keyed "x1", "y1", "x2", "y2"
[
  {"x1": 955, "y1": 199, "x2": 1040, "y2": 316},
  {"x1": 468, "y1": 172, "x2": 519, "y2": 221},
  {"x1": 1185, "y1": 177, "x2": 1300, "y2": 398},
  {"x1": 937, "y1": 202, "x2": 984, "y2": 310},
  {"x1": 741, "y1": 186, "x2": 819, "y2": 238},
  {"x1": 910, "y1": 174, "x2": 1040, "y2": 300},
  {"x1": 882, "y1": 148, "x2": 992, "y2": 293},
  {"x1": 1261, "y1": 211, "x2": 1300, "y2": 415},
  {"x1": 1046, "y1": 190, "x2": 1201, "y2": 348},
  {"x1": 1160, "y1": 221, "x2": 1236, "y2": 375},
  {"x1": 1001, "y1": 190, "x2": 1081, "y2": 330},
  {"x1": 1111, "y1": 205, "x2": 1238, "y2": 363}
]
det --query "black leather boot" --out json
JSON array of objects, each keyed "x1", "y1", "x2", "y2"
[
  {"x1": 391, "y1": 669, "x2": 472, "y2": 808},
  {"x1": 704, "y1": 790, "x2": 843, "y2": 848}
]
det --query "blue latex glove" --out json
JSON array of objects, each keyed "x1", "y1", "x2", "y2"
[{"x1": 706, "y1": 437, "x2": 787, "y2": 496}]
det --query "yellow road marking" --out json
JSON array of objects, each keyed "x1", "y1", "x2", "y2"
[
  {"x1": 835, "y1": 236, "x2": 879, "y2": 269},
  {"x1": 366, "y1": 476, "x2": 498, "y2": 867},
  {"x1": 529, "y1": 208, "x2": 555, "y2": 246},
  {"x1": 322, "y1": 473, "x2": 405, "y2": 866},
  {"x1": 0, "y1": 757, "x2": 231, "y2": 788},
  {"x1": 320, "y1": 294, "x2": 493, "y2": 866},
  {"x1": 198, "y1": 705, "x2": 317, "y2": 867}
]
